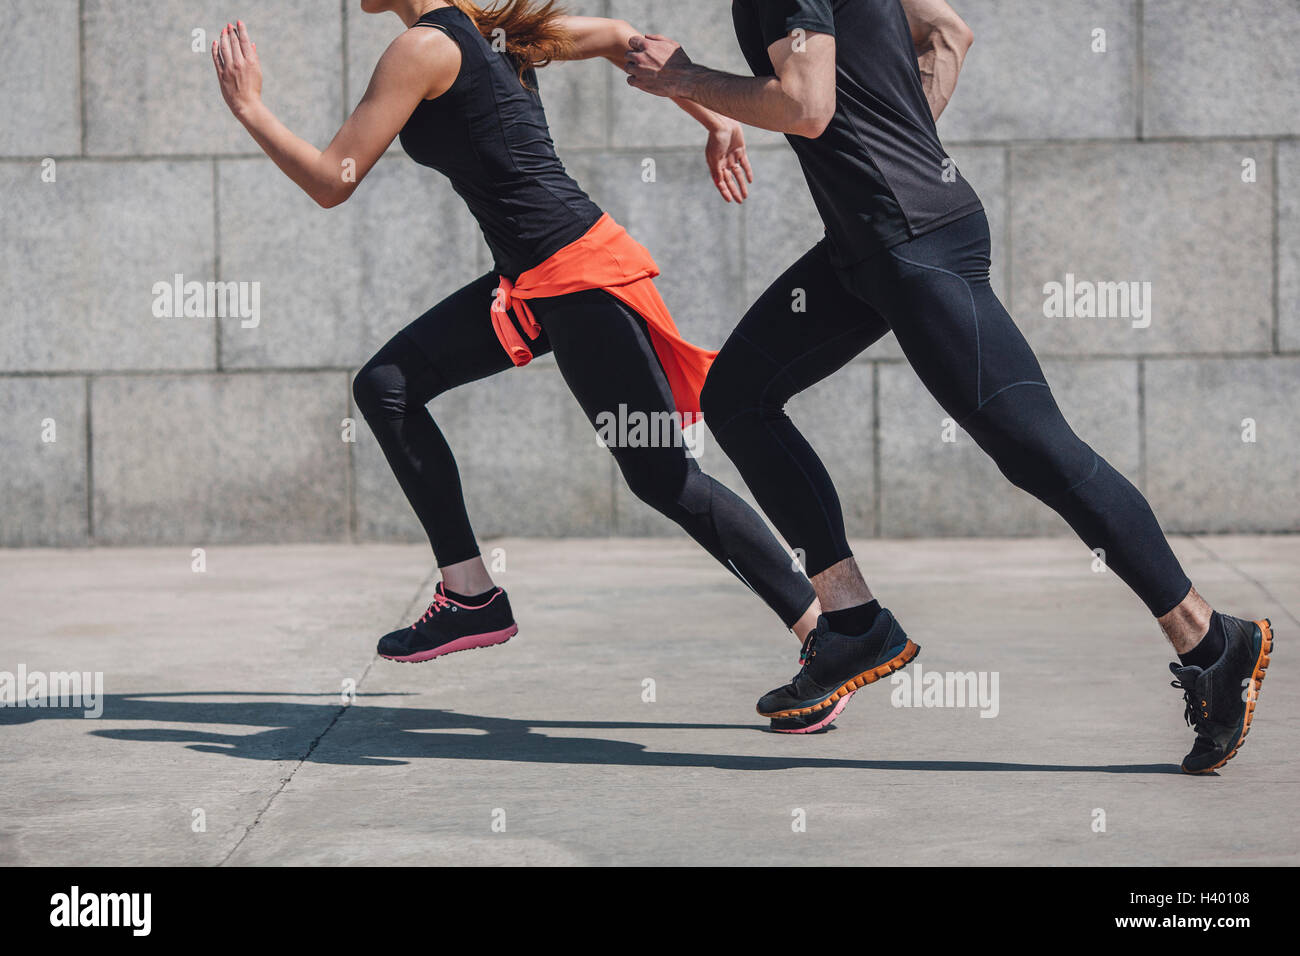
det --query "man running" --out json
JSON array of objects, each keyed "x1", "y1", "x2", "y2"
[{"x1": 623, "y1": 0, "x2": 1271, "y2": 771}]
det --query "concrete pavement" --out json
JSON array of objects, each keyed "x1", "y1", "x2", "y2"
[{"x1": 0, "y1": 534, "x2": 1296, "y2": 866}]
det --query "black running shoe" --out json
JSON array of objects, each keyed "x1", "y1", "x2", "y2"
[
  {"x1": 1168, "y1": 615, "x2": 1273, "y2": 774},
  {"x1": 377, "y1": 583, "x2": 517, "y2": 663},
  {"x1": 759, "y1": 609, "x2": 920, "y2": 733}
]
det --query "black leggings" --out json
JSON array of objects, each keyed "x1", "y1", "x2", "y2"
[
  {"x1": 702, "y1": 210, "x2": 1191, "y2": 618},
  {"x1": 353, "y1": 273, "x2": 816, "y2": 627}
]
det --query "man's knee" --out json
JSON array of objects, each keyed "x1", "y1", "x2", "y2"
[
  {"x1": 699, "y1": 363, "x2": 737, "y2": 425},
  {"x1": 701, "y1": 350, "x2": 768, "y2": 440},
  {"x1": 968, "y1": 402, "x2": 1095, "y2": 501}
]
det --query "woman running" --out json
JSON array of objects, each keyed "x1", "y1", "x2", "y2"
[{"x1": 211, "y1": 1, "x2": 819, "y2": 664}]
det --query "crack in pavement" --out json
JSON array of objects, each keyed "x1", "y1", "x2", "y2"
[
  {"x1": 216, "y1": 567, "x2": 438, "y2": 866},
  {"x1": 210, "y1": 535, "x2": 1295, "y2": 864}
]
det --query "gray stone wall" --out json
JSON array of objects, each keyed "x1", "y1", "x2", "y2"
[{"x1": 2, "y1": 0, "x2": 1296, "y2": 547}]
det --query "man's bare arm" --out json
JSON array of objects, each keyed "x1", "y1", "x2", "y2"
[
  {"x1": 900, "y1": 0, "x2": 974, "y2": 120},
  {"x1": 555, "y1": 16, "x2": 755, "y2": 201},
  {"x1": 625, "y1": 32, "x2": 837, "y2": 139},
  {"x1": 555, "y1": 17, "x2": 734, "y2": 131}
]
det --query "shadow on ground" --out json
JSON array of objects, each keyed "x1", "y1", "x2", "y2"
[{"x1": 0, "y1": 692, "x2": 1183, "y2": 774}]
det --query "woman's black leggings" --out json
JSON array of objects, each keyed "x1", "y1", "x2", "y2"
[
  {"x1": 353, "y1": 273, "x2": 816, "y2": 627},
  {"x1": 701, "y1": 210, "x2": 1191, "y2": 618}
]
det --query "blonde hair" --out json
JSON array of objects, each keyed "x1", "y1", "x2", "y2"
[{"x1": 446, "y1": 0, "x2": 574, "y2": 87}]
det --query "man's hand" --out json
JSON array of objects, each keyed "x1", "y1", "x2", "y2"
[
  {"x1": 624, "y1": 34, "x2": 698, "y2": 98},
  {"x1": 561, "y1": 20, "x2": 752, "y2": 202},
  {"x1": 706, "y1": 122, "x2": 753, "y2": 203},
  {"x1": 212, "y1": 20, "x2": 263, "y2": 120},
  {"x1": 624, "y1": 29, "x2": 832, "y2": 141}
]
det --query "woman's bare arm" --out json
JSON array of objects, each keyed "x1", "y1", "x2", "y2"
[{"x1": 212, "y1": 20, "x2": 459, "y2": 208}]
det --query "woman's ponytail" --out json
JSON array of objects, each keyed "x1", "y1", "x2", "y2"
[{"x1": 447, "y1": 0, "x2": 574, "y2": 87}]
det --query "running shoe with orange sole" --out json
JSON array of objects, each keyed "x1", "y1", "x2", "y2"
[
  {"x1": 1169, "y1": 614, "x2": 1273, "y2": 774},
  {"x1": 760, "y1": 608, "x2": 919, "y2": 734}
]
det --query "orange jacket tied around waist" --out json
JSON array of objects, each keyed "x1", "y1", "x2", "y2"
[{"x1": 490, "y1": 213, "x2": 717, "y2": 421}]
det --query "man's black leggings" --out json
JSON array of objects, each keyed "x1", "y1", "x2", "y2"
[
  {"x1": 353, "y1": 272, "x2": 816, "y2": 627},
  {"x1": 702, "y1": 210, "x2": 1191, "y2": 618}
]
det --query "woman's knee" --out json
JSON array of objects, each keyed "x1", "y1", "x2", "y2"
[
  {"x1": 354, "y1": 351, "x2": 432, "y2": 423},
  {"x1": 616, "y1": 450, "x2": 698, "y2": 514},
  {"x1": 352, "y1": 358, "x2": 396, "y2": 419},
  {"x1": 354, "y1": 338, "x2": 445, "y2": 421}
]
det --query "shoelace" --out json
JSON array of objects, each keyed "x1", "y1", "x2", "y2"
[
  {"x1": 1169, "y1": 676, "x2": 1209, "y2": 728},
  {"x1": 775, "y1": 630, "x2": 824, "y2": 691},
  {"x1": 412, "y1": 591, "x2": 452, "y2": 629},
  {"x1": 798, "y1": 629, "x2": 822, "y2": 667}
]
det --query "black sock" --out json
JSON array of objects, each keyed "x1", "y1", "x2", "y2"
[
  {"x1": 1179, "y1": 611, "x2": 1226, "y2": 670},
  {"x1": 823, "y1": 600, "x2": 882, "y2": 637},
  {"x1": 442, "y1": 584, "x2": 498, "y2": 606}
]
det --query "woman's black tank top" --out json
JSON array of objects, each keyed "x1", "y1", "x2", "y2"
[{"x1": 398, "y1": 6, "x2": 603, "y2": 278}]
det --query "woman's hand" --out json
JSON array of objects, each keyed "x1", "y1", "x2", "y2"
[
  {"x1": 705, "y1": 121, "x2": 753, "y2": 203},
  {"x1": 212, "y1": 20, "x2": 263, "y2": 120}
]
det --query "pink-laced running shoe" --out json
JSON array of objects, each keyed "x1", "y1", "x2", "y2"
[{"x1": 377, "y1": 582, "x2": 517, "y2": 663}]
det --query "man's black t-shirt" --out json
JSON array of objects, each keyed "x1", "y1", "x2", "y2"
[{"x1": 732, "y1": 0, "x2": 982, "y2": 267}]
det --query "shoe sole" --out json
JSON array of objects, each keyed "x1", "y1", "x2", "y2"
[
  {"x1": 380, "y1": 625, "x2": 517, "y2": 663},
  {"x1": 758, "y1": 639, "x2": 921, "y2": 720},
  {"x1": 1182, "y1": 618, "x2": 1273, "y2": 775},
  {"x1": 770, "y1": 692, "x2": 855, "y2": 734}
]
